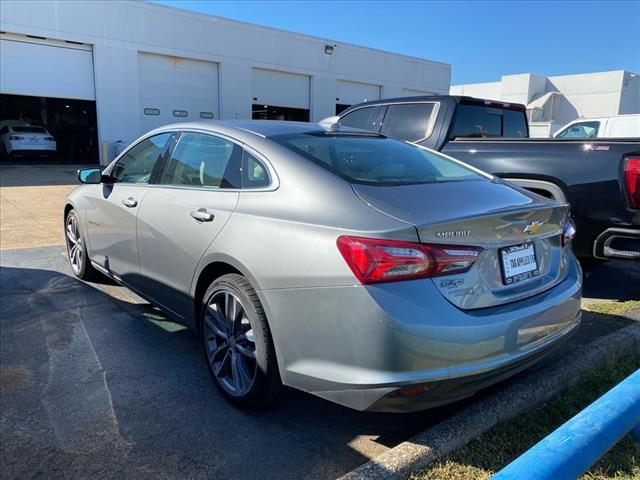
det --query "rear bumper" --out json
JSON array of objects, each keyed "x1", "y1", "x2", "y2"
[
  {"x1": 7, "y1": 142, "x2": 56, "y2": 154},
  {"x1": 593, "y1": 228, "x2": 640, "y2": 260},
  {"x1": 263, "y1": 254, "x2": 583, "y2": 412}
]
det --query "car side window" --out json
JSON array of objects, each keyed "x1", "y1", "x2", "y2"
[
  {"x1": 161, "y1": 132, "x2": 241, "y2": 188},
  {"x1": 111, "y1": 133, "x2": 171, "y2": 184},
  {"x1": 242, "y1": 150, "x2": 270, "y2": 189},
  {"x1": 339, "y1": 106, "x2": 382, "y2": 132},
  {"x1": 556, "y1": 121, "x2": 600, "y2": 138},
  {"x1": 0, "y1": 126, "x2": 8, "y2": 135},
  {"x1": 379, "y1": 103, "x2": 437, "y2": 142}
]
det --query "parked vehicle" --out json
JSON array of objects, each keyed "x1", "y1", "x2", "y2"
[
  {"x1": 554, "y1": 114, "x2": 640, "y2": 139},
  {"x1": 0, "y1": 121, "x2": 57, "y2": 159},
  {"x1": 65, "y1": 121, "x2": 582, "y2": 412},
  {"x1": 337, "y1": 96, "x2": 640, "y2": 260}
]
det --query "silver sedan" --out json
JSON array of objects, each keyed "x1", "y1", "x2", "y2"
[{"x1": 64, "y1": 121, "x2": 582, "y2": 412}]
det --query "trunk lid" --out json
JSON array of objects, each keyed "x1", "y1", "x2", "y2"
[{"x1": 352, "y1": 179, "x2": 570, "y2": 309}]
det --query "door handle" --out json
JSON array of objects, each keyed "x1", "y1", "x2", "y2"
[
  {"x1": 190, "y1": 208, "x2": 215, "y2": 222},
  {"x1": 121, "y1": 197, "x2": 138, "y2": 208}
]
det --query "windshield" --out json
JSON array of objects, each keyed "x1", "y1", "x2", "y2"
[
  {"x1": 12, "y1": 126, "x2": 47, "y2": 133},
  {"x1": 270, "y1": 132, "x2": 486, "y2": 185}
]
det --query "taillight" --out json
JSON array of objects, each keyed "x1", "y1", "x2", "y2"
[
  {"x1": 624, "y1": 156, "x2": 640, "y2": 209},
  {"x1": 336, "y1": 236, "x2": 482, "y2": 284},
  {"x1": 44, "y1": 136, "x2": 54, "y2": 141},
  {"x1": 9, "y1": 135, "x2": 23, "y2": 140},
  {"x1": 561, "y1": 217, "x2": 577, "y2": 247}
]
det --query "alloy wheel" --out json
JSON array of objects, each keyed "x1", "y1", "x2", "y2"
[
  {"x1": 204, "y1": 290, "x2": 257, "y2": 396},
  {"x1": 65, "y1": 214, "x2": 84, "y2": 275}
]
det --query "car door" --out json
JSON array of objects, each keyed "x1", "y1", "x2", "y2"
[
  {"x1": 135, "y1": 131, "x2": 242, "y2": 318},
  {"x1": 85, "y1": 132, "x2": 172, "y2": 285}
]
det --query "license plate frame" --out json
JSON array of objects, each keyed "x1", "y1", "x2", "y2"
[{"x1": 499, "y1": 242, "x2": 539, "y2": 285}]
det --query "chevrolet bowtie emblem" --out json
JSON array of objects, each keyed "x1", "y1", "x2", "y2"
[{"x1": 523, "y1": 221, "x2": 544, "y2": 234}]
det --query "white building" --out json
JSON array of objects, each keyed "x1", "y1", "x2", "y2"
[
  {"x1": 0, "y1": 0, "x2": 451, "y2": 164},
  {"x1": 451, "y1": 70, "x2": 640, "y2": 137}
]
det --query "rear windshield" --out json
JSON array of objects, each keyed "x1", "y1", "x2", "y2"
[
  {"x1": 12, "y1": 126, "x2": 47, "y2": 133},
  {"x1": 450, "y1": 104, "x2": 528, "y2": 138},
  {"x1": 270, "y1": 132, "x2": 486, "y2": 186}
]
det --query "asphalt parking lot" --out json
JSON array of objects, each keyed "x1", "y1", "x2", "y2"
[{"x1": 1, "y1": 165, "x2": 639, "y2": 480}]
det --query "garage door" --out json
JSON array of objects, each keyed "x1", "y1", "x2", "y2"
[
  {"x1": 337, "y1": 80, "x2": 380, "y2": 105},
  {"x1": 138, "y1": 53, "x2": 219, "y2": 133},
  {"x1": 401, "y1": 88, "x2": 437, "y2": 97},
  {"x1": 335, "y1": 80, "x2": 381, "y2": 114},
  {"x1": 0, "y1": 38, "x2": 95, "y2": 100},
  {"x1": 252, "y1": 69, "x2": 310, "y2": 110}
]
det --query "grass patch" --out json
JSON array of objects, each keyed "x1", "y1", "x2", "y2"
[
  {"x1": 582, "y1": 300, "x2": 640, "y2": 316},
  {"x1": 410, "y1": 355, "x2": 640, "y2": 480}
]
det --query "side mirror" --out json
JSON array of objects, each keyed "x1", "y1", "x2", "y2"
[{"x1": 77, "y1": 168, "x2": 102, "y2": 184}]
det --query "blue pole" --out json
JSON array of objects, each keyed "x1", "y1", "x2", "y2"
[{"x1": 493, "y1": 368, "x2": 640, "y2": 480}]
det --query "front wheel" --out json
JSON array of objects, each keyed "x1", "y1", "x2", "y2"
[
  {"x1": 201, "y1": 274, "x2": 281, "y2": 409},
  {"x1": 65, "y1": 209, "x2": 99, "y2": 280}
]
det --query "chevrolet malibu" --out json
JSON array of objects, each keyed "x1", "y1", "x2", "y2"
[{"x1": 64, "y1": 121, "x2": 582, "y2": 412}]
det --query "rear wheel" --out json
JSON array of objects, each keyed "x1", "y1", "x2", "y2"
[
  {"x1": 65, "y1": 209, "x2": 99, "y2": 280},
  {"x1": 201, "y1": 274, "x2": 281, "y2": 409}
]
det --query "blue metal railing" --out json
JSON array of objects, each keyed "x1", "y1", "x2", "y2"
[{"x1": 493, "y1": 368, "x2": 640, "y2": 480}]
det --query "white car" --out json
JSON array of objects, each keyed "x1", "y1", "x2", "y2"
[
  {"x1": 0, "y1": 123, "x2": 57, "y2": 158},
  {"x1": 553, "y1": 114, "x2": 640, "y2": 139}
]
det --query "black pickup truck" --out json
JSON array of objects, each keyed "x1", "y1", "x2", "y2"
[{"x1": 338, "y1": 95, "x2": 640, "y2": 260}]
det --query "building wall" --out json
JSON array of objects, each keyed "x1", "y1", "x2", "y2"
[
  {"x1": 0, "y1": 0, "x2": 451, "y2": 163},
  {"x1": 451, "y1": 70, "x2": 639, "y2": 136}
]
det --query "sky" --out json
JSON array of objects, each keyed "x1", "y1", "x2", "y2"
[{"x1": 149, "y1": 0, "x2": 639, "y2": 84}]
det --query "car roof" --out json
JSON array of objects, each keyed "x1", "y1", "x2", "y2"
[
  {"x1": 147, "y1": 119, "x2": 372, "y2": 140},
  {"x1": 341, "y1": 95, "x2": 527, "y2": 113}
]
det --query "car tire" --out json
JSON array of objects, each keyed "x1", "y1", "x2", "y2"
[
  {"x1": 65, "y1": 209, "x2": 99, "y2": 281},
  {"x1": 201, "y1": 273, "x2": 281, "y2": 409}
]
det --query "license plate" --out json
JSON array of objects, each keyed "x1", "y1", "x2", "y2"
[{"x1": 499, "y1": 243, "x2": 539, "y2": 285}]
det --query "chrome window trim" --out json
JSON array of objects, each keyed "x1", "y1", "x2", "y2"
[
  {"x1": 341, "y1": 101, "x2": 441, "y2": 142},
  {"x1": 105, "y1": 128, "x2": 280, "y2": 192}
]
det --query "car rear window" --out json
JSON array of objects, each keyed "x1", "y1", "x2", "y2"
[
  {"x1": 270, "y1": 132, "x2": 485, "y2": 186},
  {"x1": 12, "y1": 126, "x2": 47, "y2": 133},
  {"x1": 450, "y1": 104, "x2": 528, "y2": 138}
]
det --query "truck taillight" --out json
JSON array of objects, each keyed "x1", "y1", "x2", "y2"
[
  {"x1": 624, "y1": 156, "x2": 640, "y2": 209},
  {"x1": 337, "y1": 236, "x2": 482, "y2": 284}
]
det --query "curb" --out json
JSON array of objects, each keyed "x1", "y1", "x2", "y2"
[{"x1": 338, "y1": 322, "x2": 640, "y2": 480}]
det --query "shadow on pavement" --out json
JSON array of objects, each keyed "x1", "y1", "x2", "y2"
[{"x1": 0, "y1": 263, "x2": 465, "y2": 480}]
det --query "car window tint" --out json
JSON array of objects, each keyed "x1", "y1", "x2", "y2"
[
  {"x1": 271, "y1": 132, "x2": 485, "y2": 186},
  {"x1": 161, "y1": 132, "x2": 241, "y2": 188},
  {"x1": 339, "y1": 106, "x2": 382, "y2": 132},
  {"x1": 450, "y1": 105, "x2": 502, "y2": 138},
  {"x1": 12, "y1": 126, "x2": 47, "y2": 133},
  {"x1": 111, "y1": 133, "x2": 171, "y2": 184},
  {"x1": 556, "y1": 121, "x2": 600, "y2": 138},
  {"x1": 242, "y1": 150, "x2": 270, "y2": 188},
  {"x1": 503, "y1": 109, "x2": 528, "y2": 137},
  {"x1": 380, "y1": 103, "x2": 436, "y2": 142}
]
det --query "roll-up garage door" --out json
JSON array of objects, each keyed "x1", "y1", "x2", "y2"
[
  {"x1": 401, "y1": 88, "x2": 437, "y2": 97},
  {"x1": 138, "y1": 53, "x2": 219, "y2": 133},
  {"x1": 0, "y1": 38, "x2": 95, "y2": 100},
  {"x1": 337, "y1": 80, "x2": 380, "y2": 105},
  {"x1": 252, "y1": 69, "x2": 310, "y2": 109},
  {"x1": 335, "y1": 80, "x2": 381, "y2": 114}
]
